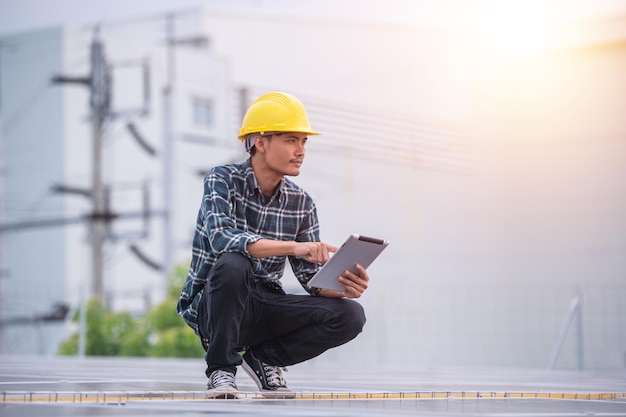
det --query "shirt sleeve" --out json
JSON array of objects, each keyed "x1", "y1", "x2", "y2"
[
  {"x1": 289, "y1": 201, "x2": 323, "y2": 295},
  {"x1": 202, "y1": 171, "x2": 261, "y2": 257}
]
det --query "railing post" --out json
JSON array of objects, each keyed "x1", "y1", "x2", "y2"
[{"x1": 547, "y1": 294, "x2": 584, "y2": 370}]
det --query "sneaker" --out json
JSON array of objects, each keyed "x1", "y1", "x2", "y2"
[
  {"x1": 241, "y1": 350, "x2": 296, "y2": 398},
  {"x1": 206, "y1": 369, "x2": 239, "y2": 399}
]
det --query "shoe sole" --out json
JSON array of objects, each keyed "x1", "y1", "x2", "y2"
[
  {"x1": 206, "y1": 393, "x2": 238, "y2": 399},
  {"x1": 206, "y1": 387, "x2": 239, "y2": 400},
  {"x1": 257, "y1": 390, "x2": 296, "y2": 399}
]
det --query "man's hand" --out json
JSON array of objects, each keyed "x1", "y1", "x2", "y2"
[
  {"x1": 319, "y1": 263, "x2": 369, "y2": 299},
  {"x1": 293, "y1": 242, "x2": 338, "y2": 264}
]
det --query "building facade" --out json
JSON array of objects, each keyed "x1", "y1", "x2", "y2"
[{"x1": 1, "y1": 6, "x2": 625, "y2": 368}]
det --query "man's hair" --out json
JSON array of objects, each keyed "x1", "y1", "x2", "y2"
[{"x1": 245, "y1": 133, "x2": 280, "y2": 156}]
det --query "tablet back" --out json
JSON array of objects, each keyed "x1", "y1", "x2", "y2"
[{"x1": 307, "y1": 234, "x2": 389, "y2": 292}]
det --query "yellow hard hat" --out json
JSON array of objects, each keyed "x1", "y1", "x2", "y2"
[{"x1": 238, "y1": 92, "x2": 321, "y2": 140}]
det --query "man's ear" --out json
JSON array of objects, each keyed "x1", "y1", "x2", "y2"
[{"x1": 254, "y1": 135, "x2": 266, "y2": 153}]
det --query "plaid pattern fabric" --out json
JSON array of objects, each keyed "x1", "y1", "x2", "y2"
[{"x1": 177, "y1": 158, "x2": 322, "y2": 334}]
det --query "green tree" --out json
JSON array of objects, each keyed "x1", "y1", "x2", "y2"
[
  {"x1": 58, "y1": 299, "x2": 142, "y2": 356},
  {"x1": 59, "y1": 263, "x2": 205, "y2": 358}
]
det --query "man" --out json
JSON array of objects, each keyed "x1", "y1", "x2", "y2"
[{"x1": 177, "y1": 92, "x2": 369, "y2": 399}]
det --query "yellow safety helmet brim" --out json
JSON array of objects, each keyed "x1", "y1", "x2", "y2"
[{"x1": 238, "y1": 92, "x2": 321, "y2": 140}]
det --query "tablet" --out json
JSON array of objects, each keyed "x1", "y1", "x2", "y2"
[{"x1": 307, "y1": 234, "x2": 389, "y2": 292}]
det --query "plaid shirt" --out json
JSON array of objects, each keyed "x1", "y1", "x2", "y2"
[{"x1": 177, "y1": 158, "x2": 322, "y2": 333}]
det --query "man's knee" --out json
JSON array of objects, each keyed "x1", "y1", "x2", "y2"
[
  {"x1": 209, "y1": 252, "x2": 253, "y2": 291},
  {"x1": 336, "y1": 299, "x2": 366, "y2": 339}
]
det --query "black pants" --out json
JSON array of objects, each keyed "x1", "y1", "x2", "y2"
[{"x1": 197, "y1": 252, "x2": 366, "y2": 376}]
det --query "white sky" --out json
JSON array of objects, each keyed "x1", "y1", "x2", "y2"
[{"x1": 1, "y1": 0, "x2": 626, "y2": 37}]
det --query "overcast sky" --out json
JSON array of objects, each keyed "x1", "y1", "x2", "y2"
[{"x1": 2, "y1": 0, "x2": 626, "y2": 37}]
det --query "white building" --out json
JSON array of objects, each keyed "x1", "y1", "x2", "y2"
[
  {"x1": 1, "y1": 4, "x2": 625, "y2": 369},
  {"x1": 0, "y1": 13, "x2": 238, "y2": 354}
]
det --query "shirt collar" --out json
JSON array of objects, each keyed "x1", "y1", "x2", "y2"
[{"x1": 244, "y1": 158, "x2": 285, "y2": 203}]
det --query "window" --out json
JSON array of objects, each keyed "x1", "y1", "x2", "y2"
[{"x1": 192, "y1": 97, "x2": 214, "y2": 128}]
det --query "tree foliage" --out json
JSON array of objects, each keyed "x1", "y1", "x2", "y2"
[{"x1": 58, "y1": 263, "x2": 205, "y2": 358}]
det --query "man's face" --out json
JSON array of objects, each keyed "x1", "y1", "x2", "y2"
[{"x1": 259, "y1": 132, "x2": 308, "y2": 177}]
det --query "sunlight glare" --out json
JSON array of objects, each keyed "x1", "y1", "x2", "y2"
[{"x1": 475, "y1": 3, "x2": 557, "y2": 60}]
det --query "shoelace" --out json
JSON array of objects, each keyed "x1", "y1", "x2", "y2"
[
  {"x1": 211, "y1": 370, "x2": 236, "y2": 387},
  {"x1": 263, "y1": 364, "x2": 288, "y2": 388}
]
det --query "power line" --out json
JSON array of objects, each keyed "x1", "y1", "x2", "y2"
[
  {"x1": 0, "y1": 210, "x2": 164, "y2": 233},
  {"x1": 312, "y1": 121, "x2": 468, "y2": 153},
  {"x1": 242, "y1": 86, "x2": 471, "y2": 174},
  {"x1": 244, "y1": 86, "x2": 471, "y2": 156}
]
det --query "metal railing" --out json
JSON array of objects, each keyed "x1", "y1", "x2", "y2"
[{"x1": 547, "y1": 295, "x2": 584, "y2": 370}]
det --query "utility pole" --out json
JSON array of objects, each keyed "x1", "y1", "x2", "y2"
[
  {"x1": 162, "y1": 14, "x2": 175, "y2": 282},
  {"x1": 0, "y1": 43, "x2": 8, "y2": 352},
  {"x1": 161, "y1": 13, "x2": 209, "y2": 283},
  {"x1": 52, "y1": 28, "x2": 111, "y2": 301},
  {"x1": 89, "y1": 29, "x2": 110, "y2": 301}
]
